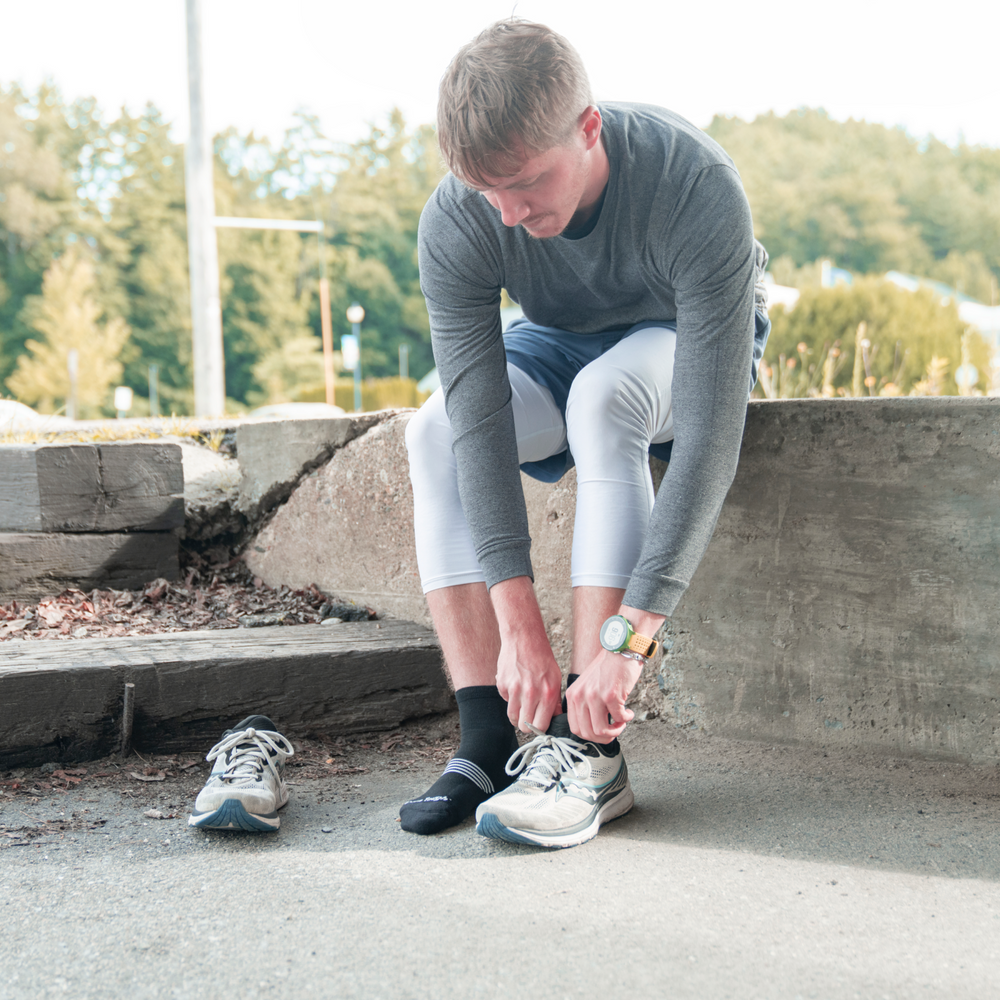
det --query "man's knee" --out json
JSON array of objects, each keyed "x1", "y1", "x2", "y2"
[
  {"x1": 405, "y1": 391, "x2": 452, "y2": 463},
  {"x1": 565, "y1": 363, "x2": 651, "y2": 454}
]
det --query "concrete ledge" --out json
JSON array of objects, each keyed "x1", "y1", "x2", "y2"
[
  {"x1": 235, "y1": 412, "x2": 396, "y2": 521},
  {"x1": 0, "y1": 619, "x2": 450, "y2": 767},
  {"x1": 244, "y1": 398, "x2": 1000, "y2": 763},
  {"x1": 667, "y1": 397, "x2": 1000, "y2": 763}
]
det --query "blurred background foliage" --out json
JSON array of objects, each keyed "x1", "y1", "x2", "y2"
[
  {"x1": 710, "y1": 108, "x2": 1000, "y2": 398},
  {"x1": 708, "y1": 109, "x2": 1000, "y2": 297},
  {"x1": 762, "y1": 279, "x2": 983, "y2": 399},
  {"x1": 0, "y1": 88, "x2": 998, "y2": 415},
  {"x1": 0, "y1": 85, "x2": 441, "y2": 415}
]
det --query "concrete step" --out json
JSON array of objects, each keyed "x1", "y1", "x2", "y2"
[{"x1": 0, "y1": 619, "x2": 451, "y2": 768}]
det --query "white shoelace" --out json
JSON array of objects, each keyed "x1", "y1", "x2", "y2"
[
  {"x1": 504, "y1": 725, "x2": 592, "y2": 785},
  {"x1": 205, "y1": 728, "x2": 294, "y2": 785}
]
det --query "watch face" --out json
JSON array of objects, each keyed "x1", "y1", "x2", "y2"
[{"x1": 600, "y1": 617, "x2": 628, "y2": 652}]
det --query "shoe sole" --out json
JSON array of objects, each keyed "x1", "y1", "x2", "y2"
[
  {"x1": 476, "y1": 784, "x2": 635, "y2": 848},
  {"x1": 188, "y1": 798, "x2": 282, "y2": 832}
]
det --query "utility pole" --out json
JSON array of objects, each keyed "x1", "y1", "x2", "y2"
[{"x1": 184, "y1": 0, "x2": 226, "y2": 416}]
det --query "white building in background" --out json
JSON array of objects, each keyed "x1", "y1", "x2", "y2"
[{"x1": 763, "y1": 275, "x2": 801, "y2": 310}]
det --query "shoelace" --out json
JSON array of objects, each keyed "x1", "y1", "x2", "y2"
[
  {"x1": 205, "y1": 728, "x2": 294, "y2": 786},
  {"x1": 504, "y1": 725, "x2": 592, "y2": 786}
]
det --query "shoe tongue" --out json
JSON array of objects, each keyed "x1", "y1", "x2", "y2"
[
  {"x1": 227, "y1": 715, "x2": 275, "y2": 734},
  {"x1": 546, "y1": 714, "x2": 572, "y2": 739}
]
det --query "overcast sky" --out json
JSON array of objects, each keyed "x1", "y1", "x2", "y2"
[{"x1": 2, "y1": 0, "x2": 998, "y2": 150}]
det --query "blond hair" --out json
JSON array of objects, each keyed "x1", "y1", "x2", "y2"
[{"x1": 436, "y1": 19, "x2": 594, "y2": 186}]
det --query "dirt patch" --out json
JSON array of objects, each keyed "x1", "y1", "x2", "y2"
[{"x1": 0, "y1": 553, "x2": 376, "y2": 642}]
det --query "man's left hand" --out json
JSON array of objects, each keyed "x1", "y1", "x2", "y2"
[{"x1": 566, "y1": 648, "x2": 644, "y2": 743}]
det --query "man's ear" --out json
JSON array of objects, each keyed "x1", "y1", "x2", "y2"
[{"x1": 579, "y1": 106, "x2": 603, "y2": 150}]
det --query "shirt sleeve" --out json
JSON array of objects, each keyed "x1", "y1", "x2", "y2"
[
  {"x1": 417, "y1": 189, "x2": 534, "y2": 588},
  {"x1": 622, "y1": 164, "x2": 758, "y2": 616}
]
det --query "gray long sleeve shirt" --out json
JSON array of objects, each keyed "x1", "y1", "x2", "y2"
[{"x1": 417, "y1": 102, "x2": 768, "y2": 617}]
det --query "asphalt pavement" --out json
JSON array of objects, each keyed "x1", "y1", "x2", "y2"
[{"x1": 2, "y1": 714, "x2": 999, "y2": 1000}]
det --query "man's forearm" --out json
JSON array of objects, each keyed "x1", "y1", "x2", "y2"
[
  {"x1": 490, "y1": 575, "x2": 546, "y2": 637},
  {"x1": 490, "y1": 575, "x2": 562, "y2": 731}
]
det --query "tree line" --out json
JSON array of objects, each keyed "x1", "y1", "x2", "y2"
[
  {"x1": 1, "y1": 88, "x2": 998, "y2": 416},
  {"x1": 712, "y1": 109, "x2": 1000, "y2": 398},
  {"x1": 0, "y1": 84, "x2": 442, "y2": 416}
]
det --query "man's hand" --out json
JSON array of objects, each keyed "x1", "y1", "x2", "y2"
[
  {"x1": 491, "y1": 577, "x2": 563, "y2": 733},
  {"x1": 567, "y1": 604, "x2": 665, "y2": 742},
  {"x1": 566, "y1": 648, "x2": 642, "y2": 742}
]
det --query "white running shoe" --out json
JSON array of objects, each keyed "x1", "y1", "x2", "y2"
[
  {"x1": 188, "y1": 715, "x2": 294, "y2": 832},
  {"x1": 475, "y1": 714, "x2": 633, "y2": 848}
]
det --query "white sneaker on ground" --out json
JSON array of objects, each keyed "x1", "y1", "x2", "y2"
[
  {"x1": 188, "y1": 715, "x2": 294, "y2": 832},
  {"x1": 474, "y1": 714, "x2": 633, "y2": 848}
]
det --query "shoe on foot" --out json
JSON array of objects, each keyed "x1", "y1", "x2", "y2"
[
  {"x1": 475, "y1": 714, "x2": 633, "y2": 848},
  {"x1": 188, "y1": 715, "x2": 294, "y2": 831}
]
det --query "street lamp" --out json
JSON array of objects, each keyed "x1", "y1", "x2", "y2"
[{"x1": 344, "y1": 302, "x2": 365, "y2": 412}]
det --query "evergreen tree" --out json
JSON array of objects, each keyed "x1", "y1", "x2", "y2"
[
  {"x1": 92, "y1": 105, "x2": 194, "y2": 412},
  {"x1": 0, "y1": 82, "x2": 90, "y2": 386},
  {"x1": 7, "y1": 248, "x2": 130, "y2": 416},
  {"x1": 707, "y1": 109, "x2": 1000, "y2": 289}
]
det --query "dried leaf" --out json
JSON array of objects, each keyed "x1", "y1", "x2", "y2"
[
  {"x1": 40, "y1": 606, "x2": 65, "y2": 627},
  {"x1": 130, "y1": 771, "x2": 166, "y2": 782},
  {"x1": 51, "y1": 770, "x2": 83, "y2": 784}
]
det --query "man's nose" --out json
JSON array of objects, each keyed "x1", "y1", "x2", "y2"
[{"x1": 494, "y1": 191, "x2": 530, "y2": 227}]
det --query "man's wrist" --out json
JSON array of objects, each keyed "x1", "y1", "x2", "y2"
[
  {"x1": 620, "y1": 605, "x2": 665, "y2": 641},
  {"x1": 597, "y1": 606, "x2": 665, "y2": 661}
]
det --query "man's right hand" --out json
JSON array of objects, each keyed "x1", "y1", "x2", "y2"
[{"x1": 491, "y1": 576, "x2": 563, "y2": 733}]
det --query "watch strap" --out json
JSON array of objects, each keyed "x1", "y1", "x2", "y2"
[{"x1": 626, "y1": 632, "x2": 659, "y2": 658}]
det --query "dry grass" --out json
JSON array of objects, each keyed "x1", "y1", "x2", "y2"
[{"x1": 0, "y1": 415, "x2": 206, "y2": 448}]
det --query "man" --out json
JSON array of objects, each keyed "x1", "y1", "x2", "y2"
[{"x1": 400, "y1": 18, "x2": 769, "y2": 847}]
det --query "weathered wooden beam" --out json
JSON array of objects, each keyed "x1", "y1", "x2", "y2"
[
  {"x1": 0, "y1": 442, "x2": 183, "y2": 532},
  {"x1": 0, "y1": 620, "x2": 451, "y2": 767},
  {"x1": 0, "y1": 531, "x2": 179, "y2": 598}
]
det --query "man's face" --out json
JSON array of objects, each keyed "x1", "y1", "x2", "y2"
[{"x1": 469, "y1": 141, "x2": 592, "y2": 240}]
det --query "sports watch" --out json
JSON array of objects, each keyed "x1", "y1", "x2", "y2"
[{"x1": 599, "y1": 615, "x2": 659, "y2": 661}]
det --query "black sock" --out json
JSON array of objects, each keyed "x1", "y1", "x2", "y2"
[
  {"x1": 561, "y1": 673, "x2": 580, "y2": 714},
  {"x1": 400, "y1": 686, "x2": 517, "y2": 835}
]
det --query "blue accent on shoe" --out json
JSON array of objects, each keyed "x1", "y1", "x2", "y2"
[
  {"x1": 476, "y1": 812, "x2": 540, "y2": 846},
  {"x1": 189, "y1": 798, "x2": 279, "y2": 832}
]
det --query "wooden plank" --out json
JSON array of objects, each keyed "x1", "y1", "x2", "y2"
[
  {"x1": 95, "y1": 442, "x2": 184, "y2": 531},
  {"x1": 0, "y1": 444, "x2": 98, "y2": 532},
  {"x1": 0, "y1": 442, "x2": 183, "y2": 532},
  {"x1": 0, "y1": 531, "x2": 179, "y2": 598},
  {"x1": 0, "y1": 620, "x2": 451, "y2": 766}
]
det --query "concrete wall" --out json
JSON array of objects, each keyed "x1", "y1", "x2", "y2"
[
  {"x1": 666, "y1": 397, "x2": 1000, "y2": 763},
  {"x1": 244, "y1": 398, "x2": 1000, "y2": 763}
]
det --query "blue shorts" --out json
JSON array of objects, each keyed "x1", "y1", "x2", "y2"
[{"x1": 502, "y1": 311, "x2": 770, "y2": 483}]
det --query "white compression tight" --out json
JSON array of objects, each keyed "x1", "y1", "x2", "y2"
[{"x1": 405, "y1": 325, "x2": 678, "y2": 594}]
